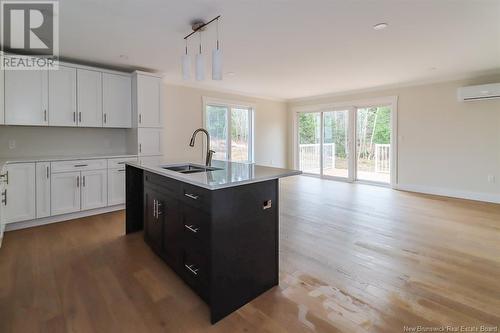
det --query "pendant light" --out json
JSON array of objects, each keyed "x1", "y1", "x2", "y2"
[
  {"x1": 212, "y1": 18, "x2": 222, "y2": 80},
  {"x1": 195, "y1": 31, "x2": 205, "y2": 81},
  {"x1": 181, "y1": 39, "x2": 190, "y2": 80}
]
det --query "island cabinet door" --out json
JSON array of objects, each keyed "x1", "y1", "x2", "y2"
[
  {"x1": 158, "y1": 192, "x2": 182, "y2": 269},
  {"x1": 144, "y1": 186, "x2": 163, "y2": 255}
]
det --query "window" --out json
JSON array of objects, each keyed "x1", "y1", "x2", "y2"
[{"x1": 204, "y1": 98, "x2": 254, "y2": 163}]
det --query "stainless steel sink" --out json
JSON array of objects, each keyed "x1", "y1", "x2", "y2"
[{"x1": 162, "y1": 164, "x2": 222, "y2": 174}]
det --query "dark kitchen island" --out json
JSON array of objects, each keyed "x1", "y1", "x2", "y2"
[{"x1": 125, "y1": 160, "x2": 301, "y2": 323}]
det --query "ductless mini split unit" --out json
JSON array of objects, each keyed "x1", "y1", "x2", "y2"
[{"x1": 457, "y1": 83, "x2": 500, "y2": 102}]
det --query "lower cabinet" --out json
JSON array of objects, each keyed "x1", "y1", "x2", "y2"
[
  {"x1": 51, "y1": 171, "x2": 81, "y2": 215},
  {"x1": 36, "y1": 162, "x2": 51, "y2": 218},
  {"x1": 2, "y1": 163, "x2": 36, "y2": 224},
  {"x1": 81, "y1": 169, "x2": 107, "y2": 210},
  {"x1": 108, "y1": 168, "x2": 126, "y2": 205},
  {"x1": 51, "y1": 168, "x2": 107, "y2": 216}
]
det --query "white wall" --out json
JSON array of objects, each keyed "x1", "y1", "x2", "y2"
[
  {"x1": 0, "y1": 126, "x2": 130, "y2": 158},
  {"x1": 288, "y1": 75, "x2": 500, "y2": 203},
  {"x1": 162, "y1": 84, "x2": 289, "y2": 168}
]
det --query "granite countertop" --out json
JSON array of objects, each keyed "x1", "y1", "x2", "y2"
[
  {"x1": 127, "y1": 159, "x2": 302, "y2": 190},
  {"x1": 0, "y1": 153, "x2": 137, "y2": 169}
]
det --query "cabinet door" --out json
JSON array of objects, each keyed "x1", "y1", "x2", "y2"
[
  {"x1": 5, "y1": 70, "x2": 48, "y2": 126},
  {"x1": 36, "y1": 162, "x2": 51, "y2": 218},
  {"x1": 144, "y1": 187, "x2": 163, "y2": 254},
  {"x1": 138, "y1": 128, "x2": 162, "y2": 156},
  {"x1": 159, "y1": 193, "x2": 182, "y2": 268},
  {"x1": 51, "y1": 171, "x2": 80, "y2": 216},
  {"x1": 107, "y1": 168, "x2": 126, "y2": 206},
  {"x1": 77, "y1": 69, "x2": 102, "y2": 127},
  {"x1": 103, "y1": 73, "x2": 132, "y2": 128},
  {"x1": 81, "y1": 169, "x2": 107, "y2": 210},
  {"x1": 3, "y1": 163, "x2": 36, "y2": 223},
  {"x1": 49, "y1": 66, "x2": 77, "y2": 126},
  {"x1": 137, "y1": 75, "x2": 161, "y2": 127}
]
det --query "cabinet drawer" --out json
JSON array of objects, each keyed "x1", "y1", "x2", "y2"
[
  {"x1": 144, "y1": 171, "x2": 180, "y2": 196},
  {"x1": 182, "y1": 250, "x2": 209, "y2": 302},
  {"x1": 108, "y1": 157, "x2": 137, "y2": 169},
  {"x1": 182, "y1": 206, "x2": 209, "y2": 247},
  {"x1": 51, "y1": 159, "x2": 107, "y2": 173},
  {"x1": 181, "y1": 183, "x2": 210, "y2": 210}
]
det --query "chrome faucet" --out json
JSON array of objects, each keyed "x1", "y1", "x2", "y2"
[{"x1": 189, "y1": 128, "x2": 216, "y2": 166}]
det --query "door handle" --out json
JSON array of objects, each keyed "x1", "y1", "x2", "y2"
[
  {"x1": 139, "y1": 114, "x2": 142, "y2": 124},
  {"x1": 76, "y1": 176, "x2": 80, "y2": 188},
  {"x1": 73, "y1": 112, "x2": 76, "y2": 123},
  {"x1": 1, "y1": 189, "x2": 7, "y2": 206},
  {"x1": 82, "y1": 176, "x2": 86, "y2": 187},
  {"x1": 104, "y1": 113, "x2": 107, "y2": 124},
  {"x1": 184, "y1": 264, "x2": 199, "y2": 276},
  {"x1": 184, "y1": 193, "x2": 199, "y2": 200},
  {"x1": 79, "y1": 112, "x2": 82, "y2": 123},
  {"x1": 46, "y1": 166, "x2": 50, "y2": 179},
  {"x1": 156, "y1": 202, "x2": 162, "y2": 217},
  {"x1": 139, "y1": 144, "x2": 142, "y2": 153},
  {"x1": 153, "y1": 199, "x2": 157, "y2": 218}
]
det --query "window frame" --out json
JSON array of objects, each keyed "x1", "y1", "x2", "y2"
[{"x1": 202, "y1": 97, "x2": 255, "y2": 163}]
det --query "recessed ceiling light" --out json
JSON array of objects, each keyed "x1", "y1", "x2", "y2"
[{"x1": 373, "y1": 23, "x2": 388, "y2": 30}]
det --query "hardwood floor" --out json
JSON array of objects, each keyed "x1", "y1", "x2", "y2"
[{"x1": 0, "y1": 175, "x2": 499, "y2": 332}]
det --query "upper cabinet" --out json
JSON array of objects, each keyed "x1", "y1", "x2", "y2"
[
  {"x1": 49, "y1": 66, "x2": 77, "y2": 126},
  {"x1": 103, "y1": 73, "x2": 132, "y2": 128},
  {"x1": 5, "y1": 69, "x2": 48, "y2": 126},
  {"x1": 77, "y1": 69, "x2": 103, "y2": 128},
  {"x1": 1, "y1": 60, "x2": 133, "y2": 129},
  {"x1": 133, "y1": 72, "x2": 162, "y2": 128}
]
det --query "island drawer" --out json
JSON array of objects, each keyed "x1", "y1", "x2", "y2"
[
  {"x1": 181, "y1": 183, "x2": 210, "y2": 210},
  {"x1": 144, "y1": 171, "x2": 181, "y2": 195},
  {"x1": 108, "y1": 157, "x2": 137, "y2": 169},
  {"x1": 182, "y1": 206, "x2": 209, "y2": 248},
  {"x1": 181, "y1": 249, "x2": 209, "y2": 302}
]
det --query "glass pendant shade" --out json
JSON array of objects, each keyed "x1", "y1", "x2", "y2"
[
  {"x1": 181, "y1": 54, "x2": 190, "y2": 80},
  {"x1": 212, "y1": 48, "x2": 223, "y2": 80},
  {"x1": 196, "y1": 53, "x2": 204, "y2": 81}
]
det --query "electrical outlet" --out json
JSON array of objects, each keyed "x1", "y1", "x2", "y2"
[
  {"x1": 487, "y1": 175, "x2": 495, "y2": 183},
  {"x1": 8, "y1": 140, "x2": 15, "y2": 150}
]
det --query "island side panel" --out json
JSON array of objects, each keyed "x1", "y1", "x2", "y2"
[
  {"x1": 209, "y1": 179, "x2": 279, "y2": 324},
  {"x1": 126, "y1": 165, "x2": 144, "y2": 234}
]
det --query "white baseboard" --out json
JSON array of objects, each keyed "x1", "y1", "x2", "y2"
[
  {"x1": 395, "y1": 184, "x2": 500, "y2": 204},
  {"x1": 5, "y1": 205, "x2": 125, "y2": 232}
]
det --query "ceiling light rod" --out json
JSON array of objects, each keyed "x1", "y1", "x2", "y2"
[{"x1": 184, "y1": 15, "x2": 221, "y2": 40}]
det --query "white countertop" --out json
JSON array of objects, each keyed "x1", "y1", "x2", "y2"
[
  {"x1": 127, "y1": 160, "x2": 302, "y2": 190},
  {"x1": 0, "y1": 153, "x2": 137, "y2": 169}
]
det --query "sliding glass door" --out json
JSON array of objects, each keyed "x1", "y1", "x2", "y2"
[{"x1": 296, "y1": 104, "x2": 393, "y2": 185}]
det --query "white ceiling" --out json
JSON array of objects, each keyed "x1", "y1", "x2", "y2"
[{"x1": 58, "y1": 0, "x2": 500, "y2": 100}]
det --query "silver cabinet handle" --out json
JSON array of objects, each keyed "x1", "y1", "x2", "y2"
[
  {"x1": 104, "y1": 113, "x2": 107, "y2": 123},
  {"x1": 0, "y1": 171, "x2": 8, "y2": 184},
  {"x1": 82, "y1": 176, "x2": 86, "y2": 187},
  {"x1": 74, "y1": 164, "x2": 88, "y2": 167},
  {"x1": 139, "y1": 114, "x2": 142, "y2": 124},
  {"x1": 184, "y1": 225, "x2": 199, "y2": 233},
  {"x1": 117, "y1": 162, "x2": 125, "y2": 164},
  {"x1": 185, "y1": 264, "x2": 199, "y2": 276},
  {"x1": 1, "y1": 189, "x2": 7, "y2": 206},
  {"x1": 153, "y1": 199, "x2": 157, "y2": 218},
  {"x1": 46, "y1": 166, "x2": 50, "y2": 179},
  {"x1": 44, "y1": 109, "x2": 47, "y2": 122},
  {"x1": 79, "y1": 112, "x2": 82, "y2": 123},
  {"x1": 73, "y1": 112, "x2": 76, "y2": 123},
  {"x1": 139, "y1": 144, "x2": 142, "y2": 153},
  {"x1": 118, "y1": 169, "x2": 125, "y2": 172},
  {"x1": 76, "y1": 176, "x2": 80, "y2": 188},
  {"x1": 184, "y1": 193, "x2": 199, "y2": 200}
]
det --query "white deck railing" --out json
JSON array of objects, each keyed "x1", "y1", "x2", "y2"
[
  {"x1": 299, "y1": 143, "x2": 335, "y2": 172},
  {"x1": 375, "y1": 144, "x2": 390, "y2": 173}
]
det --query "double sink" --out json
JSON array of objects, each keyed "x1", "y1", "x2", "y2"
[{"x1": 162, "y1": 164, "x2": 222, "y2": 174}]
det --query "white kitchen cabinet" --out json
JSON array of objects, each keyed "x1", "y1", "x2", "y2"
[
  {"x1": 77, "y1": 69, "x2": 103, "y2": 127},
  {"x1": 0, "y1": 69, "x2": 4, "y2": 124},
  {"x1": 134, "y1": 73, "x2": 162, "y2": 128},
  {"x1": 103, "y1": 73, "x2": 132, "y2": 128},
  {"x1": 2, "y1": 163, "x2": 36, "y2": 224},
  {"x1": 81, "y1": 169, "x2": 107, "y2": 210},
  {"x1": 138, "y1": 128, "x2": 162, "y2": 156},
  {"x1": 49, "y1": 66, "x2": 77, "y2": 126},
  {"x1": 107, "y1": 168, "x2": 126, "y2": 205},
  {"x1": 5, "y1": 70, "x2": 48, "y2": 126},
  {"x1": 36, "y1": 162, "x2": 51, "y2": 218},
  {"x1": 51, "y1": 171, "x2": 81, "y2": 216}
]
